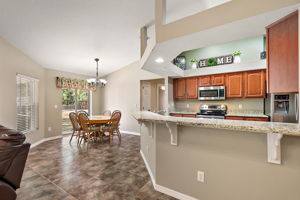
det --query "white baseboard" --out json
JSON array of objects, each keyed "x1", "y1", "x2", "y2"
[
  {"x1": 30, "y1": 135, "x2": 63, "y2": 148},
  {"x1": 140, "y1": 150, "x2": 156, "y2": 184},
  {"x1": 140, "y1": 150, "x2": 199, "y2": 200},
  {"x1": 121, "y1": 130, "x2": 140, "y2": 136}
]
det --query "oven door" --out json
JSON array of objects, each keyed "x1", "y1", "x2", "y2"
[{"x1": 198, "y1": 86, "x2": 225, "y2": 100}]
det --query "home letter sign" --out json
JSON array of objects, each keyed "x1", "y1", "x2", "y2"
[{"x1": 198, "y1": 54, "x2": 233, "y2": 68}]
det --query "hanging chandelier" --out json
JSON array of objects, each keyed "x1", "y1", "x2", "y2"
[{"x1": 87, "y1": 58, "x2": 107, "y2": 88}]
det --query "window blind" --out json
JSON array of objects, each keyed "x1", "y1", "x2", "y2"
[{"x1": 16, "y1": 74, "x2": 39, "y2": 134}]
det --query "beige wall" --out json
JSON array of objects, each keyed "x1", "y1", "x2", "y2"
[
  {"x1": 44, "y1": 69, "x2": 101, "y2": 138},
  {"x1": 141, "y1": 123, "x2": 300, "y2": 200},
  {"x1": 155, "y1": 0, "x2": 300, "y2": 43},
  {"x1": 100, "y1": 61, "x2": 161, "y2": 133},
  {"x1": 0, "y1": 36, "x2": 102, "y2": 143},
  {"x1": 0, "y1": 37, "x2": 46, "y2": 144}
]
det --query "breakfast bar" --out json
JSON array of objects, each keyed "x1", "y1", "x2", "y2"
[{"x1": 134, "y1": 111, "x2": 300, "y2": 199}]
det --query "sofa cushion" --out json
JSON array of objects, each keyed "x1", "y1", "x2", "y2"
[{"x1": 0, "y1": 125, "x2": 25, "y2": 148}]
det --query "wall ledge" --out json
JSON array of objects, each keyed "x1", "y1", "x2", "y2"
[{"x1": 140, "y1": 150, "x2": 199, "y2": 200}]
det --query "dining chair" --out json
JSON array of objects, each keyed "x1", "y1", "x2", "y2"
[
  {"x1": 68, "y1": 112, "x2": 82, "y2": 143},
  {"x1": 78, "y1": 113, "x2": 100, "y2": 144},
  {"x1": 103, "y1": 110, "x2": 111, "y2": 116},
  {"x1": 101, "y1": 110, "x2": 122, "y2": 144},
  {"x1": 77, "y1": 110, "x2": 89, "y2": 116}
]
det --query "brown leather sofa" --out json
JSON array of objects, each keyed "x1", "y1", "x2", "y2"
[{"x1": 0, "y1": 125, "x2": 30, "y2": 200}]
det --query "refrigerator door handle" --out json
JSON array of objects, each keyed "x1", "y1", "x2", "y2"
[{"x1": 296, "y1": 94, "x2": 299, "y2": 122}]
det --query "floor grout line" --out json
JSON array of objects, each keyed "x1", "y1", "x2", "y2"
[{"x1": 29, "y1": 166, "x2": 79, "y2": 200}]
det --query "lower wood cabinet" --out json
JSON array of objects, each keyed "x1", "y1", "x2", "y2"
[
  {"x1": 225, "y1": 116, "x2": 269, "y2": 121},
  {"x1": 170, "y1": 113, "x2": 196, "y2": 118}
]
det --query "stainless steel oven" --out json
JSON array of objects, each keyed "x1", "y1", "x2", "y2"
[{"x1": 198, "y1": 86, "x2": 225, "y2": 101}]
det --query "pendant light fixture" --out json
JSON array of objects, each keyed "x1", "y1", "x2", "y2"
[{"x1": 87, "y1": 58, "x2": 107, "y2": 87}]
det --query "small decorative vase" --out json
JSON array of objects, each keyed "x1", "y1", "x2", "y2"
[
  {"x1": 191, "y1": 62, "x2": 197, "y2": 69},
  {"x1": 234, "y1": 55, "x2": 241, "y2": 64}
]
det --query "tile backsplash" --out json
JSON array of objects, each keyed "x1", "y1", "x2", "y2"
[{"x1": 172, "y1": 98, "x2": 265, "y2": 114}]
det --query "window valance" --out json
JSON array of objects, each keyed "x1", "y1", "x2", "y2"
[{"x1": 56, "y1": 77, "x2": 96, "y2": 91}]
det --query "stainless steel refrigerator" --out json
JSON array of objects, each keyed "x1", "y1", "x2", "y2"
[{"x1": 265, "y1": 93, "x2": 299, "y2": 123}]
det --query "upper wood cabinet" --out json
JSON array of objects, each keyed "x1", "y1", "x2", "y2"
[
  {"x1": 174, "y1": 78, "x2": 186, "y2": 99},
  {"x1": 186, "y1": 77, "x2": 198, "y2": 99},
  {"x1": 266, "y1": 11, "x2": 298, "y2": 93},
  {"x1": 244, "y1": 70, "x2": 266, "y2": 98},
  {"x1": 211, "y1": 74, "x2": 225, "y2": 86},
  {"x1": 226, "y1": 73, "x2": 243, "y2": 98},
  {"x1": 174, "y1": 70, "x2": 266, "y2": 99},
  {"x1": 198, "y1": 76, "x2": 211, "y2": 87}
]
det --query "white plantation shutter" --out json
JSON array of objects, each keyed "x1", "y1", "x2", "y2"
[{"x1": 16, "y1": 74, "x2": 39, "y2": 133}]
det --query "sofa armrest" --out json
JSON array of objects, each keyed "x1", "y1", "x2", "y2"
[
  {"x1": 3, "y1": 143, "x2": 30, "y2": 189},
  {"x1": 0, "y1": 180, "x2": 16, "y2": 200}
]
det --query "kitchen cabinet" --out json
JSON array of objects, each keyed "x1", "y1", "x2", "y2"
[
  {"x1": 186, "y1": 77, "x2": 198, "y2": 99},
  {"x1": 266, "y1": 11, "x2": 298, "y2": 93},
  {"x1": 211, "y1": 74, "x2": 225, "y2": 86},
  {"x1": 170, "y1": 113, "x2": 196, "y2": 118},
  {"x1": 170, "y1": 113, "x2": 183, "y2": 117},
  {"x1": 174, "y1": 69, "x2": 266, "y2": 100},
  {"x1": 174, "y1": 78, "x2": 186, "y2": 99},
  {"x1": 226, "y1": 73, "x2": 243, "y2": 98},
  {"x1": 244, "y1": 70, "x2": 266, "y2": 98},
  {"x1": 198, "y1": 76, "x2": 211, "y2": 87},
  {"x1": 225, "y1": 116, "x2": 269, "y2": 121},
  {"x1": 244, "y1": 117, "x2": 269, "y2": 121}
]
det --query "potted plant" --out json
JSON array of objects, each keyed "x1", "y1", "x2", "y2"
[
  {"x1": 190, "y1": 58, "x2": 198, "y2": 69},
  {"x1": 232, "y1": 50, "x2": 242, "y2": 64},
  {"x1": 207, "y1": 57, "x2": 217, "y2": 66}
]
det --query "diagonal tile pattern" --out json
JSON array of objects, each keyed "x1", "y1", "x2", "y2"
[{"x1": 17, "y1": 134, "x2": 176, "y2": 200}]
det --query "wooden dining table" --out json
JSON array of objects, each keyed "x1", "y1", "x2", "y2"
[{"x1": 88, "y1": 115, "x2": 111, "y2": 124}]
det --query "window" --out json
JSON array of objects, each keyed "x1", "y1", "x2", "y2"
[{"x1": 16, "y1": 74, "x2": 39, "y2": 133}]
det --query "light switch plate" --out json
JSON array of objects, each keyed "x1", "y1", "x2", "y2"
[{"x1": 197, "y1": 171, "x2": 205, "y2": 183}]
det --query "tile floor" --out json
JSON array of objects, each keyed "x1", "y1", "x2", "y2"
[{"x1": 17, "y1": 134, "x2": 176, "y2": 200}]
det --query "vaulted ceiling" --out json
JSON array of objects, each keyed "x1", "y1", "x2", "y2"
[{"x1": 0, "y1": 0, "x2": 154, "y2": 76}]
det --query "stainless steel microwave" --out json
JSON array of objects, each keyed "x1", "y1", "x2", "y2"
[{"x1": 198, "y1": 86, "x2": 226, "y2": 101}]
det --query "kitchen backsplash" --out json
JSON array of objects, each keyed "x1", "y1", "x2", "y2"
[{"x1": 172, "y1": 98, "x2": 265, "y2": 115}]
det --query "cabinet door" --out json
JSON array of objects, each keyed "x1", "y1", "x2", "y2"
[
  {"x1": 226, "y1": 73, "x2": 243, "y2": 98},
  {"x1": 244, "y1": 70, "x2": 266, "y2": 98},
  {"x1": 170, "y1": 114, "x2": 183, "y2": 117},
  {"x1": 211, "y1": 74, "x2": 225, "y2": 86},
  {"x1": 267, "y1": 11, "x2": 298, "y2": 93},
  {"x1": 174, "y1": 78, "x2": 186, "y2": 99},
  {"x1": 198, "y1": 76, "x2": 211, "y2": 87},
  {"x1": 186, "y1": 77, "x2": 198, "y2": 99},
  {"x1": 225, "y1": 116, "x2": 245, "y2": 120},
  {"x1": 182, "y1": 114, "x2": 196, "y2": 118},
  {"x1": 244, "y1": 117, "x2": 269, "y2": 121}
]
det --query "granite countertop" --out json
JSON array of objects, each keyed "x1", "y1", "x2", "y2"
[
  {"x1": 225, "y1": 113, "x2": 269, "y2": 118},
  {"x1": 133, "y1": 111, "x2": 300, "y2": 136}
]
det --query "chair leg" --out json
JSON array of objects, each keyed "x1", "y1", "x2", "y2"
[
  {"x1": 87, "y1": 132, "x2": 91, "y2": 143},
  {"x1": 77, "y1": 131, "x2": 81, "y2": 144},
  {"x1": 69, "y1": 130, "x2": 75, "y2": 143},
  {"x1": 80, "y1": 132, "x2": 85, "y2": 144},
  {"x1": 117, "y1": 130, "x2": 121, "y2": 143},
  {"x1": 109, "y1": 132, "x2": 113, "y2": 144}
]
